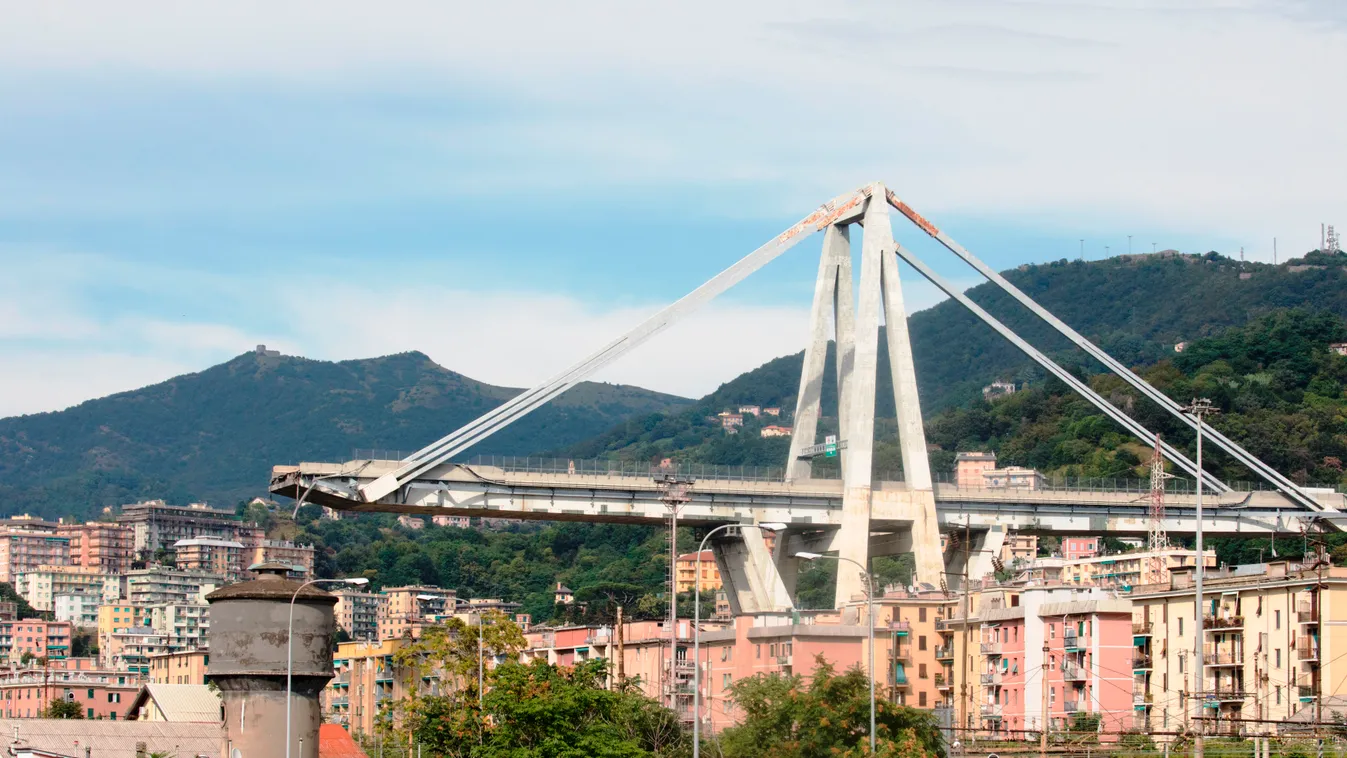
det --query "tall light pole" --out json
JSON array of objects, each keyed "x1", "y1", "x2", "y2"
[
  {"x1": 1184, "y1": 398, "x2": 1217, "y2": 758},
  {"x1": 287, "y1": 576, "x2": 369, "y2": 758},
  {"x1": 692, "y1": 522, "x2": 786, "y2": 758},
  {"x1": 796, "y1": 552, "x2": 875, "y2": 755},
  {"x1": 1128, "y1": 235, "x2": 1133, "y2": 256}
]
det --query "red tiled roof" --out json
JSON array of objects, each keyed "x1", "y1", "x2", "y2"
[{"x1": 320, "y1": 724, "x2": 368, "y2": 758}]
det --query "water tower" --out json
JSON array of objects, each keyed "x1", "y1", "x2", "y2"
[{"x1": 207, "y1": 563, "x2": 337, "y2": 758}]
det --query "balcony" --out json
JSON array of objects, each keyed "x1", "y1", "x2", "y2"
[
  {"x1": 1133, "y1": 691, "x2": 1154, "y2": 708},
  {"x1": 1132, "y1": 622, "x2": 1153, "y2": 636},
  {"x1": 1132, "y1": 655, "x2": 1152, "y2": 671},
  {"x1": 1065, "y1": 700, "x2": 1080, "y2": 713},
  {"x1": 980, "y1": 641, "x2": 1002, "y2": 656},
  {"x1": 1299, "y1": 685, "x2": 1317, "y2": 702},
  {"x1": 1062, "y1": 663, "x2": 1087, "y2": 682},
  {"x1": 1205, "y1": 614, "x2": 1244, "y2": 630},
  {"x1": 935, "y1": 645, "x2": 954, "y2": 661},
  {"x1": 935, "y1": 619, "x2": 952, "y2": 631},
  {"x1": 981, "y1": 704, "x2": 1003, "y2": 719},
  {"x1": 893, "y1": 646, "x2": 912, "y2": 662},
  {"x1": 330, "y1": 697, "x2": 349, "y2": 707},
  {"x1": 1205, "y1": 649, "x2": 1244, "y2": 667},
  {"x1": 893, "y1": 668, "x2": 909, "y2": 687},
  {"x1": 981, "y1": 671, "x2": 1002, "y2": 687},
  {"x1": 1063, "y1": 633, "x2": 1081, "y2": 651},
  {"x1": 890, "y1": 621, "x2": 912, "y2": 634},
  {"x1": 1298, "y1": 637, "x2": 1320, "y2": 661},
  {"x1": 935, "y1": 673, "x2": 950, "y2": 691},
  {"x1": 1299, "y1": 603, "x2": 1317, "y2": 624}
]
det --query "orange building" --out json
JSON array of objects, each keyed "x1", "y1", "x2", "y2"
[
  {"x1": 57, "y1": 522, "x2": 134, "y2": 575},
  {"x1": 148, "y1": 650, "x2": 209, "y2": 685},
  {"x1": 675, "y1": 551, "x2": 722, "y2": 594},
  {"x1": 378, "y1": 586, "x2": 456, "y2": 640},
  {"x1": 0, "y1": 531, "x2": 70, "y2": 583}
]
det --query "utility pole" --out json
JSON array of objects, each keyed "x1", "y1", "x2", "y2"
[
  {"x1": 1129, "y1": 235, "x2": 1133, "y2": 256},
  {"x1": 656, "y1": 473, "x2": 692, "y2": 711},
  {"x1": 615, "y1": 604, "x2": 625, "y2": 687},
  {"x1": 1040, "y1": 642, "x2": 1050, "y2": 758},
  {"x1": 960, "y1": 518, "x2": 972, "y2": 753},
  {"x1": 1185, "y1": 398, "x2": 1218, "y2": 758}
]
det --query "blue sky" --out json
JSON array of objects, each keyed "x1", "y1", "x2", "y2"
[{"x1": 1, "y1": 0, "x2": 1344, "y2": 416}]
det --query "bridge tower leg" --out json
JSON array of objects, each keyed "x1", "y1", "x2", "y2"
[
  {"x1": 710, "y1": 528, "x2": 794, "y2": 616},
  {"x1": 786, "y1": 186, "x2": 941, "y2": 607}
]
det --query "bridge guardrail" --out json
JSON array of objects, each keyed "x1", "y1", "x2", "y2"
[{"x1": 346, "y1": 450, "x2": 1307, "y2": 494}]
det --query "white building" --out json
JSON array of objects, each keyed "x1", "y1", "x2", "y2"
[{"x1": 54, "y1": 593, "x2": 100, "y2": 628}]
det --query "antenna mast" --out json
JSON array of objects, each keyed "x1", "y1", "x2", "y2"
[{"x1": 1147, "y1": 434, "x2": 1170, "y2": 584}]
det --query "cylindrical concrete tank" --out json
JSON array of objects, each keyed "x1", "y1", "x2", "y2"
[{"x1": 207, "y1": 563, "x2": 337, "y2": 758}]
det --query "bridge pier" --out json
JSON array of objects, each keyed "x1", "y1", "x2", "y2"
[
  {"x1": 710, "y1": 527, "x2": 794, "y2": 616},
  {"x1": 943, "y1": 523, "x2": 1006, "y2": 589}
]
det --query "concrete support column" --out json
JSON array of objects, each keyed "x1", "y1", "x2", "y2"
[
  {"x1": 943, "y1": 525, "x2": 1006, "y2": 589},
  {"x1": 711, "y1": 530, "x2": 793, "y2": 615},
  {"x1": 787, "y1": 224, "x2": 849, "y2": 482}
]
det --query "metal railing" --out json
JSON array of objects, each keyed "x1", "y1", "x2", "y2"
[
  {"x1": 935, "y1": 645, "x2": 954, "y2": 660},
  {"x1": 1063, "y1": 663, "x2": 1087, "y2": 681},
  {"x1": 1132, "y1": 622, "x2": 1153, "y2": 635},
  {"x1": 1064, "y1": 701, "x2": 1079, "y2": 713},
  {"x1": 980, "y1": 641, "x2": 1002, "y2": 656},
  {"x1": 1205, "y1": 614, "x2": 1244, "y2": 629},
  {"x1": 1132, "y1": 655, "x2": 1153, "y2": 670},
  {"x1": 1298, "y1": 637, "x2": 1319, "y2": 660}
]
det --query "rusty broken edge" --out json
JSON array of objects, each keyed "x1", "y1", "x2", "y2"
[
  {"x1": 780, "y1": 185, "x2": 872, "y2": 244},
  {"x1": 883, "y1": 187, "x2": 941, "y2": 239}
]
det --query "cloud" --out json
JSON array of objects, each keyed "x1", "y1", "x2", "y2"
[{"x1": 0, "y1": 243, "x2": 971, "y2": 416}]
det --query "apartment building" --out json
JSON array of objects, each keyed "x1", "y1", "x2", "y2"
[
  {"x1": 0, "y1": 667, "x2": 141, "y2": 719},
  {"x1": 116, "y1": 500, "x2": 239, "y2": 557},
  {"x1": 1062, "y1": 547, "x2": 1215, "y2": 589},
  {"x1": 326, "y1": 639, "x2": 421, "y2": 737},
  {"x1": 1128, "y1": 560, "x2": 1347, "y2": 737},
  {"x1": 101, "y1": 628, "x2": 171, "y2": 675},
  {"x1": 148, "y1": 650, "x2": 209, "y2": 685},
  {"x1": 378, "y1": 586, "x2": 456, "y2": 640},
  {"x1": 254, "y1": 539, "x2": 316, "y2": 577},
  {"x1": 0, "y1": 531, "x2": 70, "y2": 583},
  {"x1": 1000, "y1": 534, "x2": 1038, "y2": 565},
  {"x1": 0, "y1": 619, "x2": 73, "y2": 663},
  {"x1": 334, "y1": 590, "x2": 386, "y2": 641},
  {"x1": 173, "y1": 538, "x2": 247, "y2": 582},
  {"x1": 1062, "y1": 537, "x2": 1101, "y2": 560},
  {"x1": 15, "y1": 565, "x2": 119, "y2": 612},
  {"x1": 148, "y1": 603, "x2": 209, "y2": 652},
  {"x1": 54, "y1": 593, "x2": 100, "y2": 628},
  {"x1": 954, "y1": 452, "x2": 999, "y2": 487},
  {"x1": 99, "y1": 604, "x2": 152, "y2": 639},
  {"x1": 674, "y1": 551, "x2": 722, "y2": 594},
  {"x1": 57, "y1": 522, "x2": 134, "y2": 575},
  {"x1": 125, "y1": 567, "x2": 222, "y2": 605}
]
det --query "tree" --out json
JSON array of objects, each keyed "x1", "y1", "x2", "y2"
[
  {"x1": 719, "y1": 658, "x2": 945, "y2": 758},
  {"x1": 393, "y1": 609, "x2": 527, "y2": 695},
  {"x1": 43, "y1": 699, "x2": 84, "y2": 719}
]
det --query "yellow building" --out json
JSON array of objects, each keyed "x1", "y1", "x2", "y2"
[
  {"x1": 999, "y1": 534, "x2": 1038, "y2": 565},
  {"x1": 1063, "y1": 547, "x2": 1215, "y2": 589},
  {"x1": 149, "y1": 650, "x2": 210, "y2": 685},
  {"x1": 378, "y1": 586, "x2": 456, "y2": 640},
  {"x1": 874, "y1": 589, "x2": 957, "y2": 710},
  {"x1": 675, "y1": 551, "x2": 722, "y2": 594},
  {"x1": 1130, "y1": 560, "x2": 1347, "y2": 738},
  {"x1": 325, "y1": 639, "x2": 427, "y2": 738}
]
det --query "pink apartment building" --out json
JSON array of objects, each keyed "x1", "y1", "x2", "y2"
[
  {"x1": 976, "y1": 589, "x2": 1133, "y2": 740},
  {"x1": 1062, "y1": 537, "x2": 1101, "y2": 560},
  {"x1": 954, "y1": 452, "x2": 998, "y2": 488}
]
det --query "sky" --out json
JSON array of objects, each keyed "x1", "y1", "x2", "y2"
[{"x1": 1, "y1": 0, "x2": 1344, "y2": 417}]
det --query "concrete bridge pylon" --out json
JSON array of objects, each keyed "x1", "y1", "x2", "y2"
[{"x1": 784, "y1": 188, "x2": 941, "y2": 608}]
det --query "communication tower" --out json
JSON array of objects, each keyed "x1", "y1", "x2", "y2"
[{"x1": 1147, "y1": 435, "x2": 1170, "y2": 584}]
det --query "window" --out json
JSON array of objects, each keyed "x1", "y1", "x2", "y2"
[
  {"x1": 1178, "y1": 617, "x2": 1184, "y2": 636},
  {"x1": 1179, "y1": 656, "x2": 1184, "y2": 674},
  {"x1": 1163, "y1": 673, "x2": 1168, "y2": 691},
  {"x1": 87, "y1": 689, "x2": 93, "y2": 699},
  {"x1": 919, "y1": 608, "x2": 927, "y2": 622},
  {"x1": 919, "y1": 664, "x2": 928, "y2": 679},
  {"x1": 1049, "y1": 624, "x2": 1055, "y2": 639},
  {"x1": 1276, "y1": 686, "x2": 1282, "y2": 705},
  {"x1": 1276, "y1": 649, "x2": 1282, "y2": 668},
  {"x1": 1050, "y1": 686, "x2": 1056, "y2": 705},
  {"x1": 919, "y1": 691, "x2": 927, "y2": 707},
  {"x1": 1275, "y1": 610, "x2": 1281, "y2": 630},
  {"x1": 919, "y1": 636, "x2": 927, "y2": 651},
  {"x1": 87, "y1": 708, "x2": 94, "y2": 719},
  {"x1": 722, "y1": 673, "x2": 731, "y2": 689},
  {"x1": 755, "y1": 645, "x2": 761, "y2": 659}
]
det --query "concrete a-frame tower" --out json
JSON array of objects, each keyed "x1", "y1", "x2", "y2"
[{"x1": 781, "y1": 190, "x2": 942, "y2": 607}]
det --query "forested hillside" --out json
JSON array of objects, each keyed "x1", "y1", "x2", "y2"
[{"x1": 0, "y1": 351, "x2": 688, "y2": 520}]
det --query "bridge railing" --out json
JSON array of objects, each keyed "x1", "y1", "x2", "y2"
[
  {"x1": 350, "y1": 449, "x2": 1295, "y2": 493},
  {"x1": 461, "y1": 455, "x2": 797, "y2": 483}
]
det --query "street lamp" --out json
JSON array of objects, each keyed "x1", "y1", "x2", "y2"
[
  {"x1": 691, "y1": 522, "x2": 787, "y2": 758},
  {"x1": 795, "y1": 552, "x2": 875, "y2": 755},
  {"x1": 1184, "y1": 398, "x2": 1217, "y2": 758},
  {"x1": 287, "y1": 576, "x2": 369, "y2": 758}
]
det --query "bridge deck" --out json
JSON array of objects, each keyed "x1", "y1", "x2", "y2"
[{"x1": 271, "y1": 459, "x2": 1342, "y2": 536}]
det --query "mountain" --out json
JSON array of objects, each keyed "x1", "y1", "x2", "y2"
[{"x1": 0, "y1": 350, "x2": 689, "y2": 520}]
